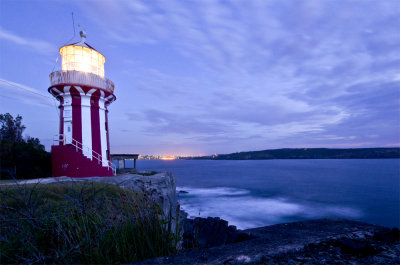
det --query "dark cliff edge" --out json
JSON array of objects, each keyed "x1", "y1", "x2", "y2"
[
  {"x1": 136, "y1": 218, "x2": 400, "y2": 265},
  {"x1": 184, "y1": 147, "x2": 400, "y2": 160}
]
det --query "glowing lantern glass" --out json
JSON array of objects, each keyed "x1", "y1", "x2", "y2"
[{"x1": 59, "y1": 45, "x2": 105, "y2": 78}]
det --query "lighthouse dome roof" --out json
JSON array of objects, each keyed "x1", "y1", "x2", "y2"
[{"x1": 61, "y1": 41, "x2": 98, "y2": 52}]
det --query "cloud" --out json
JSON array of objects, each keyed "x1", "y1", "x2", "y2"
[
  {"x1": 78, "y1": 0, "x2": 400, "y2": 80},
  {"x1": 125, "y1": 99, "x2": 350, "y2": 147},
  {"x1": 78, "y1": 0, "x2": 400, "y2": 152},
  {"x1": 0, "y1": 78, "x2": 55, "y2": 108},
  {"x1": 0, "y1": 27, "x2": 56, "y2": 54},
  {"x1": 127, "y1": 109, "x2": 228, "y2": 136}
]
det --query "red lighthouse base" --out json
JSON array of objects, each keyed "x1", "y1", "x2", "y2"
[{"x1": 51, "y1": 145, "x2": 113, "y2": 178}]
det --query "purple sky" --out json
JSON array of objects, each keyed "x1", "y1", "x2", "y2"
[{"x1": 0, "y1": 0, "x2": 399, "y2": 156}]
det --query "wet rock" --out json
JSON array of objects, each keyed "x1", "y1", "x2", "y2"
[
  {"x1": 334, "y1": 238, "x2": 377, "y2": 256},
  {"x1": 374, "y1": 228, "x2": 400, "y2": 243},
  {"x1": 182, "y1": 216, "x2": 253, "y2": 250},
  {"x1": 136, "y1": 219, "x2": 400, "y2": 265}
]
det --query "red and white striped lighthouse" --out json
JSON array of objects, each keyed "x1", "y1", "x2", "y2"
[{"x1": 49, "y1": 31, "x2": 116, "y2": 177}]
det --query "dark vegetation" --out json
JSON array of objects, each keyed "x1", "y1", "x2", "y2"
[
  {"x1": 0, "y1": 113, "x2": 51, "y2": 180},
  {"x1": 187, "y1": 148, "x2": 400, "y2": 160},
  {"x1": 0, "y1": 181, "x2": 177, "y2": 264}
]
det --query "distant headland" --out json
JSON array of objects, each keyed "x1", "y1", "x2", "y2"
[{"x1": 184, "y1": 148, "x2": 400, "y2": 160}]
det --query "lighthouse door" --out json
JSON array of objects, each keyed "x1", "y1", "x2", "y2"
[{"x1": 65, "y1": 122, "x2": 72, "y2": 144}]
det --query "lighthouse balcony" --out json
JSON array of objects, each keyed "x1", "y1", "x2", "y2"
[{"x1": 50, "y1": 70, "x2": 114, "y2": 93}]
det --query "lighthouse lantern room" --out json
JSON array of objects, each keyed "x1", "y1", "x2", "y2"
[{"x1": 49, "y1": 31, "x2": 116, "y2": 177}]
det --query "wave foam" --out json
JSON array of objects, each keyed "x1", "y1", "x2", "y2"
[
  {"x1": 177, "y1": 186, "x2": 250, "y2": 196},
  {"x1": 178, "y1": 186, "x2": 362, "y2": 229}
]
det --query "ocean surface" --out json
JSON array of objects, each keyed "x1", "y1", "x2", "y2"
[{"x1": 124, "y1": 159, "x2": 400, "y2": 230}]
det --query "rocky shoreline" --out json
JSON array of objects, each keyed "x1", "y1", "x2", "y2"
[
  {"x1": 7, "y1": 174, "x2": 399, "y2": 264},
  {"x1": 138, "y1": 218, "x2": 399, "y2": 264}
]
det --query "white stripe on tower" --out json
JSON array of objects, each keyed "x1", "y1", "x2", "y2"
[
  {"x1": 74, "y1": 86, "x2": 84, "y2": 94},
  {"x1": 105, "y1": 95, "x2": 114, "y2": 102},
  {"x1": 81, "y1": 89, "x2": 95, "y2": 159},
  {"x1": 99, "y1": 90, "x2": 108, "y2": 166},
  {"x1": 51, "y1": 87, "x2": 63, "y2": 95},
  {"x1": 62, "y1": 86, "x2": 72, "y2": 144}
]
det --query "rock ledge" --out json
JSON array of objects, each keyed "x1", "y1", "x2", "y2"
[{"x1": 137, "y1": 218, "x2": 399, "y2": 264}]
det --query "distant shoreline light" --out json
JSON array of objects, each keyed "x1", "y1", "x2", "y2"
[
  {"x1": 160, "y1": 156, "x2": 175, "y2": 160},
  {"x1": 138, "y1": 154, "x2": 203, "y2": 160}
]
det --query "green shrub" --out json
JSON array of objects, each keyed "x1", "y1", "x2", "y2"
[{"x1": 0, "y1": 181, "x2": 177, "y2": 264}]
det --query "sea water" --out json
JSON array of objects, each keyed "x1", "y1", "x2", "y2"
[{"x1": 124, "y1": 159, "x2": 400, "y2": 229}]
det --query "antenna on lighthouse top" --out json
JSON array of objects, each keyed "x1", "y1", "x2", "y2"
[
  {"x1": 79, "y1": 30, "x2": 86, "y2": 43},
  {"x1": 77, "y1": 23, "x2": 86, "y2": 44}
]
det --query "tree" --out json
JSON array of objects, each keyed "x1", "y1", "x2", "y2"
[
  {"x1": 0, "y1": 113, "x2": 51, "y2": 179},
  {"x1": 0, "y1": 113, "x2": 26, "y2": 142},
  {"x1": 26, "y1": 136, "x2": 45, "y2": 151}
]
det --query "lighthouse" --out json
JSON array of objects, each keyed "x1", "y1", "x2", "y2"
[{"x1": 49, "y1": 31, "x2": 116, "y2": 177}]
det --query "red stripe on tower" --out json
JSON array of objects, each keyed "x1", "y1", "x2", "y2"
[
  {"x1": 70, "y1": 86, "x2": 82, "y2": 150},
  {"x1": 105, "y1": 109, "x2": 111, "y2": 161},
  {"x1": 90, "y1": 90, "x2": 102, "y2": 158},
  {"x1": 59, "y1": 96, "x2": 64, "y2": 138}
]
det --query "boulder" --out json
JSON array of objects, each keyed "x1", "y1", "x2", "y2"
[{"x1": 182, "y1": 216, "x2": 252, "y2": 249}]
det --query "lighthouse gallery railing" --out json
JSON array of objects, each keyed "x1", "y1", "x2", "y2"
[
  {"x1": 53, "y1": 134, "x2": 116, "y2": 175},
  {"x1": 49, "y1": 70, "x2": 115, "y2": 93}
]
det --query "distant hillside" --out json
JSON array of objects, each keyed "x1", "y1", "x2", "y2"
[{"x1": 186, "y1": 148, "x2": 400, "y2": 160}]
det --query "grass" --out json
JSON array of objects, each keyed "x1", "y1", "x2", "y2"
[{"x1": 0, "y1": 181, "x2": 177, "y2": 264}]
